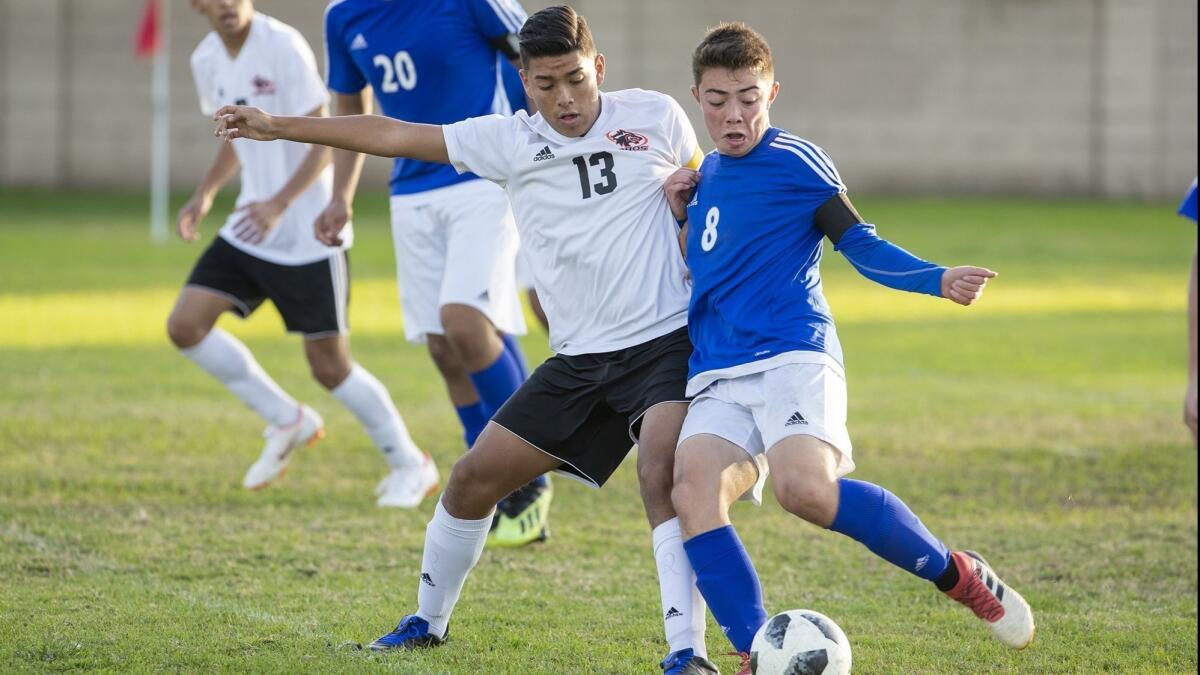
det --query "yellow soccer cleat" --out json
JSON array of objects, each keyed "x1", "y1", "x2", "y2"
[{"x1": 487, "y1": 477, "x2": 553, "y2": 548}]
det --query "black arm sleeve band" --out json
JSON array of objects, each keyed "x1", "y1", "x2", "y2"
[
  {"x1": 814, "y1": 193, "x2": 865, "y2": 245},
  {"x1": 489, "y1": 33, "x2": 521, "y2": 61}
]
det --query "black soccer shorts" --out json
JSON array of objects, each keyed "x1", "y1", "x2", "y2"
[
  {"x1": 185, "y1": 236, "x2": 349, "y2": 338},
  {"x1": 490, "y1": 326, "x2": 692, "y2": 488}
]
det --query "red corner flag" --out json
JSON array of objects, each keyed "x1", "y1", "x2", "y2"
[{"x1": 134, "y1": 0, "x2": 161, "y2": 59}]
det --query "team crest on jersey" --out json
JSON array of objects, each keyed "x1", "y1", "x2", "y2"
[
  {"x1": 252, "y1": 75, "x2": 276, "y2": 95},
  {"x1": 606, "y1": 129, "x2": 649, "y2": 151}
]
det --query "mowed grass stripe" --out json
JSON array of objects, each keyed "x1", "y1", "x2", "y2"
[{"x1": 0, "y1": 191, "x2": 1195, "y2": 673}]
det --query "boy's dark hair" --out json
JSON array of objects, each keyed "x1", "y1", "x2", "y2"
[
  {"x1": 518, "y1": 5, "x2": 596, "y2": 67},
  {"x1": 692, "y1": 22, "x2": 774, "y2": 85}
]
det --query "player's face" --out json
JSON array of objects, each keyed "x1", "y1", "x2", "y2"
[
  {"x1": 191, "y1": 0, "x2": 253, "y2": 38},
  {"x1": 521, "y1": 52, "x2": 606, "y2": 138},
  {"x1": 692, "y1": 67, "x2": 779, "y2": 157}
]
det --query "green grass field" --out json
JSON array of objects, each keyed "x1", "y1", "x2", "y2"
[{"x1": 1, "y1": 188, "x2": 1196, "y2": 673}]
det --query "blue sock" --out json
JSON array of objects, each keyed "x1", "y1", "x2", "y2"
[
  {"x1": 454, "y1": 401, "x2": 489, "y2": 448},
  {"x1": 829, "y1": 478, "x2": 950, "y2": 582},
  {"x1": 683, "y1": 525, "x2": 767, "y2": 653},
  {"x1": 500, "y1": 333, "x2": 529, "y2": 381},
  {"x1": 468, "y1": 349, "x2": 523, "y2": 416}
]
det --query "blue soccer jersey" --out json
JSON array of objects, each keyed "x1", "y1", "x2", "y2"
[
  {"x1": 1180, "y1": 178, "x2": 1198, "y2": 222},
  {"x1": 685, "y1": 128, "x2": 945, "y2": 395},
  {"x1": 324, "y1": 0, "x2": 528, "y2": 195}
]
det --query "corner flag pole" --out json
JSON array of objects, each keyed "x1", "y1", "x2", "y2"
[{"x1": 148, "y1": 0, "x2": 170, "y2": 243}]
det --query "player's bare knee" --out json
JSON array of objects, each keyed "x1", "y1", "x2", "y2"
[
  {"x1": 426, "y1": 335, "x2": 465, "y2": 377},
  {"x1": 670, "y1": 457, "x2": 713, "y2": 515},
  {"x1": 166, "y1": 313, "x2": 207, "y2": 349},
  {"x1": 443, "y1": 458, "x2": 503, "y2": 516},
  {"x1": 636, "y1": 444, "x2": 675, "y2": 493},
  {"x1": 773, "y1": 473, "x2": 837, "y2": 524},
  {"x1": 308, "y1": 358, "x2": 349, "y2": 390}
]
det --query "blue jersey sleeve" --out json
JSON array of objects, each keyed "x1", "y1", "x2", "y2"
[
  {"x1": 834, "y1": 223, "x2": 946, "y2": 297},
  {"x1": 501, "y1": 59, "x2": 527, "y2": 114},
  {"x1": 1179, "y1": 179, "x2": 1198, "y2": 222},
  {"x1": 323, "y1": 4, "x2": 367, "y2": 94},
  {"x1": 464, "y1": 0, "x2": 528, "y2": 40}
]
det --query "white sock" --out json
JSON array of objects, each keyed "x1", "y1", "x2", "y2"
[
  {"x1": 415, "y1": 500, "x2": 493, "y2": 638},
  {"x1": 653, "y1": 517, "x2": 708, "y2": 658},
  {"x1": 331, "y1": 363, "x2": 424, "y2": 469},
  {"x1": 181, "y1": 328, "x2": 297, "y2": 427}
]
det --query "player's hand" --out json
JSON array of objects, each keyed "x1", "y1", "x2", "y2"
[
  {"x1": 176, "y1": 194, "x2": 212, "y2": 243},
  {"x1": 314, "y1": 198, "x2": 352, "y2": 247},
  {"x1": 941, "y1": 266, "x2": 997, "y2": 306},
  {"x1": 213, "y1": 105, "x2": 277, "y2": 142},
  {"x1": 230, "y1": 198, "x2": 285, "y2": 244},
  {"x1": 1185, "y1": 377, "x2": 1198, "y2": 447},
  {"x1": 665, "y1": 168, "x2": 699, "y2": 222}
]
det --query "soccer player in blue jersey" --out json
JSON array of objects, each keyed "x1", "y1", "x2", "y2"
[
  {"x1": 663, "y1": 24, "x2": 1036, "y2": 671},
  {"x1": 1179, "y1": 178, "x2": 1197, "y2": 443},
  {"x1": 320, "y1": 0, "x2": 551, "y2": 543}
]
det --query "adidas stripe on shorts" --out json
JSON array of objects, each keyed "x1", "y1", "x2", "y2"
[{"x1": 678, "y1": 360, "x2": 855, "y2": 505}]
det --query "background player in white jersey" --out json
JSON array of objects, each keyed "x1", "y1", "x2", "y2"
[
  {"x1": 319, "y1": 0, "x2": 551, "y2": 547},
  {"x1": 213, "y1": 7, "x2": 719, "y2": 672},
  {"x1": 664, "y1": 24, "x2": 1034, "y2": 673},
  {"x1": 168, "y1": 0, "x2": 437, "y2": 508}
]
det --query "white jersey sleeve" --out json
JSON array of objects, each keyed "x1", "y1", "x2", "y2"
[
  {"x1": 664, "y1": 94, "x2": 703, "y2": 169},
  {"x1": 273, "y1": 24, "x2": 329, "y2": 116},
  {"x1": 442, "y1": 114, "x2": 520, "y2": 184}
]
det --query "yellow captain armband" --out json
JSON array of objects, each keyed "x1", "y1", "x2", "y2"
[{"x1": 685, "y1": 147, "x2": 704, "y2": 170}]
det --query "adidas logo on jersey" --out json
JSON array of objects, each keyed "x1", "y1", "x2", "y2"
[
  {"x1": 350, "y1": 33, "x2": 369, "y2": 51},
  {"x1": 420, "y1": 572, "x2": 436, "y2": 587},
  {"x1": 784, "y1": 411, "x2": 808, "y2": 427},
  {"x1": 532, "y1": 145, "x2": 555, "y2": 161},
  {"x1": 664, "y1": 607, "x2": 684, "y2": 620}
]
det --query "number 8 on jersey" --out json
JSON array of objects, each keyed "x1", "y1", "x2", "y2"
[{"x1": 701, "y1": 206, "x2": 720, "y2": 252}]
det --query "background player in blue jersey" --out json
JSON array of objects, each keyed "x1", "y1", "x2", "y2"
[
  {"x1": 320, "y1": 0, "x2": 551, "y2": 546},
  {"x1": 1179, "y1": 179, "x2": 1197, "y2": 444},
  {"x1": 663, "y1": 24, "x2": 1035, "y2": 671}
]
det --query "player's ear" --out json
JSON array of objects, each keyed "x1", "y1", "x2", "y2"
[
  {"x1": 593, "y1": 53, "x2": 605, "y2": 87},
  {"x1": 691, "y1": 85, "x2": 700, "y2": 104},
  {"x1": 189, "y1": 0, "x2": 204, "y2": 12},
  {"x1": 768, "y1": 80, "x2": 781, "y2": 105}
]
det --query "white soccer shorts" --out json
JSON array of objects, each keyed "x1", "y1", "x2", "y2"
[
  {"x1": 389, "y1": 179, "x2": 526, "y2": 342},
  {"x1": 678, "y1": 361, "x2": 855, "y2": 505}
]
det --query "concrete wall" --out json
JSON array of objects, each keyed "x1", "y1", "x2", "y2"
[{"x1": 1, "y1": 0, "x2": 1195, "y2": 198}]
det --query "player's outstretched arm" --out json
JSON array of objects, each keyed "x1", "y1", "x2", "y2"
[
  {"x1": 940, "y1": 266, "x2": 998, "y2": 306},
  {"x1": 213, "y1": 105, "x2": 450, "y2": 164}
]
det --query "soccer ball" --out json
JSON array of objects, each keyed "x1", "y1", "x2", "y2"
[{"x1": 749, "y1": 609, "x2": 852, "y2": 675}]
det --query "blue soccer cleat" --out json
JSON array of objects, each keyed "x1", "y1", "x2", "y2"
[
  {"x1": 661, "y1": 648, "x2": 720, "y2": 674},
  {"x1": 367, "y1": 615, "x2": 447, "y2": 651}
]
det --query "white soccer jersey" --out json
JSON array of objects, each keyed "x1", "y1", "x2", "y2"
[
  {"x1": 190, "y1": 13, "x2": 350, "y2": 265},
  {"x1": 443, "y1": 88, "x2": 702, "y2": 355}
]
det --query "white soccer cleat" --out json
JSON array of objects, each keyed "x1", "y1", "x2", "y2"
[
  {"x1": 242, "y1": 405, "x2": 324, "y2": 490},
  {"x1": 945, "y1": 550, "x2": 1036, "y2": 649},
  {"x1": 375, "y1": 454, "x2": 440, "y2": 508}
]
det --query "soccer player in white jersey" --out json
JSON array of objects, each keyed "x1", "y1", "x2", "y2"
[
  {"x1": 320, "y1": 0, "x2": 553, "y2": 548},
  {"x1": 663, "y1": 25, "x2": 1035, "y2": 673},
  {"x1": 214, "y1": 7, "x2": 719, "y2": 673},
  {"x1": 168, "y1": 0, "x2": 438, "y2": 508}
]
